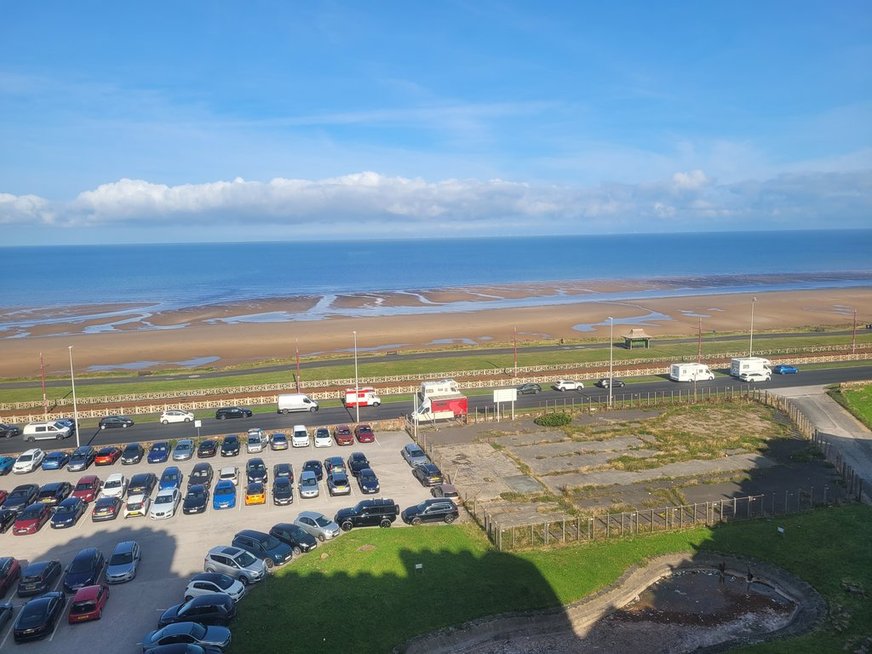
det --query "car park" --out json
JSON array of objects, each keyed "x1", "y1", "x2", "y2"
[
  {"x1": 244, "y1": 482, "x2": 266, "y2": 506},
  {"x1": 302, "y1": 459, "x2": 323, "y2": 481},
  {"x1": 121, "y1": 442, "x2": 145, "y2": 465},
  {"x1": 72, "y1": 475, "x2": 103, "y2": 502},
  {"x1": 215, "y1": 406, "x2": 252, "y2": 420},
  {"x1": 245, "y1": 457, "x2": 268, "y2": 483},
  {"x1": 212, "y1": 480, "x2": 236, "y2": 510},
  {"x1": 232, "y1": 529, "x2": 292, "y2": 569},
  {"x1": 221, "y1": 435, "x2": 241, "y2": 457},
  {"x1": 94, "y1": 446, "x2": 122, "y2": 466},
  {"x1": 773, "y1": 364, "x2": 799, "y2": 374},
  {"x1": 160, "y1": 466, "x2": 184, "y2": 491},
  {"x1": 68, "y1": 446, "x2": 96, "y2": 472},
  {"x1": 203, "y1": 545, "x2": 266, "y2": 585},
  {"x1": 3, "y1": 483, "x2": 40, "y2": 512},
  {"x1": 13, "y1": 591, "x2": 65, "y2": 642},
  {"x1": 142, "y1": 621, "x2": 232, "y2": 652},
  {"x1": 37, "y1": 480, "x2": 72, "y2": 506},
  {"x1": 269, "y1": 522, "x2": 317, "y2": 555},
  {"x1": 123, "y1": 494, "x2": 151, "y2": 518},
  {"x1": 101, "y1": 473, "x2": 128, "y2": 498},
  {"x1": 354, "y1": 424, "x2": 376, "y2": 443},
  {"x1": 401, "y1": 443, "x2": 430, "y2": 467},
  {"x1": 298, "y1": 471, "x2": 319, "y2": 498},
  {"x1": 17, "y1": 560, "x2": 62, "y2": 597},
  {"x1": 272, "y1": 477, "x2": 293, "y2": 505},
  {"x1": 184, "y1": 572, "x2": 245, "y2": 603},
  {"x1": 99, "y1": 415, "x2": 134, "y2": 429},
  {"x1": 357, "y1": 467, "x2": 380, "y2": 494},
  {"x1": 294, "y1": 511, "x2": 340, "y2": 541},
  {"x1": 41, "y1": 450, "x2": 71, "y2": 470},
  {"x1": 0, "y1": 509, "x2": 14, "y2": 532},
  {"x1": 13, "y1": 448, "x2": 46, "y2": 474},
  {"x1": 148, "y1": 442, "x2": 171, "y2": 464},
  {"x1": 431, "y1": 483, "x2": 459, "y2": 499},
  {"x1": 273, "y1": 462, "x2": 294, "y2": 482},
  {"x1": 517, "y1": 382, "x2": 542, "y2": 394},
  {"x1": 92, "y1": 496, "x2": 123, "y2": 521},
  {"x1": 150, "y1": 488, "x2": 182, "y2": 519},
  {"x1": 553, "y1": 379, "x2": 584, "y2": 391},
  {"x1": 335, "y1": 498, "x2": 399, "y2": 531},
  {"x1": 402, "y1": 498, "x2": 459, "y2": 524},
  {"x1": 160, "y1": 409, "x2": 195, "y2": 424},
  {"x1": 13, "y1": 502, "x2": 52, "y2": 534},
  {"x1": 128, "y1": 472, "x2": 157, "y2": 497},
  {"x1": 740, "y1": 371, "x2": 771, "y2": 382},
  {"x1": 63, "y1": 547, "x2": 106, "y2": 593},
  {"x1": 173, "y1": 439, "x2": 195, "y2": 461},
  {"x1": 67, "y1": 584, "x2": 109, "y2": 623},
  {"x1": 105, "y1": 540, "x2": 141, "y2": 584},
  {"x1": 197, "y1": 440, "x2": 218, "y2": 458},
  {"x1": 158, "y1": 592, "x2": 237, "y2": 628},
  {"x1": 596, "y1": 378, "x2": 625, "y2": 388},
  {"x1": 50, "y1": 497, "x2": 87, "y2": 528},
  {"x1": 412, "y1": 463, "x2": 444, "y2": 487},
  {"x1": 291, "y1": 425, "x2": 310, "y2": 448},
  {"x1": 270, "y1": 433, "x2": 288, "y2": 450},
  {"x1": 0, "y1": 557, "x2": 21, "y2": 595},
  {"x1": 333, "y1": 424, "x2": 354, "y2": 445},
  {"x1": 0, "y1": 423, "x2": 20, "y2": 439},
  {"x1": 219, "y1": 466, "x2": 239, "y2": 485},
  {"x1": 327, "y1": 470, "x2": 351, "y2": 496},
  {"x1": 189, "y1": 462, "x2": 214, "y2": 488},
  {"x1": 183, "y1": 484, "x2": 210, "y2": 514},
  {"x1": 246, "y1": 429, "x2": 267, "y2": 453},
  {"x1": 347, "y1": 451, "x2": 370, "y2": 476}
]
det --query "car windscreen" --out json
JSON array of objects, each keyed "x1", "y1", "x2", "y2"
[
  {"x1": 20, "y1": 505, "x2": 42, "y2": 519},
  {"x1": 70, "y1": 600, "x2": 96, "y2": 614},
  {"x1": 109, "y1": 552, "x2": 133, "y2": 565},
  {"x1": 17, "y1": 454, "x2": 33, "y2": 462},
  {"x1": 69, "y1": 557, "x2": 93, "y2": 573},
  {"x1": 236, "y1": 551, "x2": 256, "y2": 566},
  {"x1": 155, "y1": 494, "x2": 173, "y2": 504},
  {"x1": 126, "y1": 501, "x2": 143, "y2": 510},
  {"x1": 74, "y1": 482, "x2": 93, "y2": 491},
  {"x1": 315, "y1": 515, "x2": 332, "y2": 527}
]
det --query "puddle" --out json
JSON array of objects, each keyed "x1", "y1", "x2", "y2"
[
  {"x1": 87, "y1": 356, "x2": 220, "y2": 372},
  {"x1": 431, "y1": 338, "x2": 478, "y2": 345},
  {"x1": 572, "y1": 311, "x2": 672, "y2": 332}
]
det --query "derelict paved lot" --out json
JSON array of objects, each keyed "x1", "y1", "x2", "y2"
[{"x1": 0, "y1": 429, "x2": 435, "y2": 654}]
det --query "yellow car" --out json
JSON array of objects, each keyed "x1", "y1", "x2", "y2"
[{"x1": 244, "y1": 482, "x2": 266, "y2": 506}]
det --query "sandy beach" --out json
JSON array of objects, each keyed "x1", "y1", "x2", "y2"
[{"x1": 1, "y1": 281, "x2": 870, "y2": 379}]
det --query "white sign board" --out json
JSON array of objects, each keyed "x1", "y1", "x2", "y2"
[
  {"x1": 194, "y1": 419, "x2": 202, "y2": 429},
  {"x1": 493, "y1": 388, "x2": 518, "y2": 403}
]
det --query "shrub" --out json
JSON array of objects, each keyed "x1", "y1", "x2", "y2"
[{"x1": 534, "y1": 412, "x2": 572, "y2": 427}]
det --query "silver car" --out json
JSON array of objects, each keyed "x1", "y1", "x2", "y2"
[
  {"x1": 105, "y1": 540, "x2": 141, "y2": 584},
  {"x1": 172, "y1": 439, "x2": 195, "y2": 461},
  {"x1": 184, "y1": 572, "x2": 246, "y2": 602},
  {"x1": 203, "y1": 545, "x2": 266, "y2": 585},
  {"x1": 298, "y1": 470, "x2": 319, "y2": 498},
  {"x1": 294, "y1": 511, "x2": 340, "y2": 542},
  {"x1": 401, "y1": 443, "x2": 430, "y2": 467}
]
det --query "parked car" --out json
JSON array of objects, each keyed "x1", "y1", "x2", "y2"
[
  {"x1": 148, "y1": 442, "x2": 171, "y2": 464},
  {"x1": 273, "y1": 462, "x2": 294, "y2": 482},
  {"x1": 245, "y1": 458, "x2": 267, "y2": 483},
  {"x1": 354, "y1": 424, "x2": 375, "y2": 443},
  {"x1": 13, "y1": 591, "x2": 65, "y2": 642},
  {"x1": 123, "y1": 494, "x2": 151, "y2": 518},
  {"x1": 105, "y1": 540, "x2": 141, "y2": 584},
  {"x1": 246, "y1": 429, "x2": 266, "y2": 453},
  {"x1": 160, "y1": 409, "x2": 195, "y2": 424},
  {"x1": 219, "y1": 466, "x2": 239, "y2": 485},
  {"x1": 517, "y1": 383, "x2": 542, "y2": 394},
  {"x1": 128, "y1": 472, "x2": 157, "y2": 497},
  {"x1": 773, "y1": 364, "x2": 799, "y2": 375},
  {"x1": 220, "y1": 435, "x2": 241, "y2": 457},
  {"x1": 50, "y1": 497, "x2": 87, "y2": 529},
  {"x1": 93, "y1": 446, "x2": 120, "y2": 466},
  {"x1": 740, "y1": 371, "x2": 771, "y2": 382},
  {"x1": 101, "y1": 473, "x2": 128, "y2": 499},
  {"x1": 142, "y1": 621, "x2": 232, "y2": 652},
  {"x1": 67, "y1": 584, "x2": 109, "y2": 623},
  {"x1": 72, "y1": 475, "x2": 102, "y2": 503},
  {"x1": 121, "y1": 442, "x2": 145, "y2": 465},
  {"x1": 97, "y1": 415, "x2": 132, "y2": 430},
  {"x1": 92, "y1": 496, "x2": 122, "y2": 521},
  {"x1": 291, "y1": 425, "x2": 309, "y2": 448},
  {"x1": 67, "y1": 446, "x2": 96, "y2": 472},
  {"x1": 17, "y1": 560, "x2": 62, "y2": 597},
  {"x1": 0, "y1": 557, "x2": 21, "y2": 596},
  {"x1": 183, "y1": 484, "x2": 210, "y2": 514},
  {"x1": 357, "y1": 467, "x2": 380, "y2": 494},
  {"x1": 553, "y1": 379, "x2": 584, "y2": 391},
  {"x1": 272, "y1": 477, "x2": 293, "y2": 505},
  {"x1": 335, "y1": 498, "x2": 399, "y2": 531},
  {"x1": 212, "y1": 480, "x2": 237, "y2": 510},
  {"x1": 232, "y1": 529, "x2": 293, "y2": 569},
  {"x1": 184, "y1": 572, "x2": 245, "y2": 603},
  {"x1": 269, "y1": 523, "x2": 318, "y2": 556},
  {"x1": 302, "y1": 459, "x2": 323, "y2": 481},
  {"x1": 36, "y1": 481, "x2": 72, "y2": 506},
  {"x1": 173, "y1": 439, "x2": 195, "y2": 461},
  {"x1": 63, "y1": 547, "x2": 106, "y2": 593},
  {"x1": 244, "y1": 482, "x2": 266, "y2": 506},
  {"x1": 41, "y1": 450, "x2": 70, "y2": 470},
  {"x1": 347, "y1": 451, "x2": 370, "y2": 477},
  {"x1": 189, "y1": 462, "x2": 214, "y2": 488},
  {"x1": 0, "y1": 423, "x2": 21, "y2": 439},
  {"x1": 159, "y1": 466, "x2": 184, "y2": 491},
  {"x1": 215, "y1": 406, "x2": 252, "y2": 420},
  {"x1": 197, "y1": 440, "x2": 218, "y2": 458},
  {"x1": 412, "y1": 463, "x2": 444, "y2": 487},
  {"x1": 327, "y1": 470, "x2": 351, "y2": 496},
  {"x1": 158, "y1": 592, "x2": 237, "y2": 628},
  {"x1": 294, "y1": 511, "x2": 340, "y2": 541},
  {"x1": 13, "y1": 502, "x2": 52, "y2": 535},
  {"x1": 313, "y1": 427, "x2": 332, "y2": 448},
  {"x1": 402, "y1": 498, "x2": 460, "y2": 525},
  {"x1": 431, "y1": 483, "x2": 460, "y2": 499},
  {"x1": 596, "y1": 378, "x2": 625, "y2": 388},
  {"x1": 323, "y1": 456, "x2": 346, "y2": 475},
  {"x1": 298, "y1": 471, "x2": 319, "y2": 498},
  {"x1": 401, "y1": 443, "x2": 430, "y2": 467},
  {"x1": 0, "y1": 509, "x2": 14, "y2": 533},
  {"x1": 203, "y1": 545, "x2": 266, "y2": 585},
  {"x1": 13, "y1": 448, "x2": 46, "y2": 474},
  {"x1": 270, "y1": 433, "x2": 288, "y2": 450},
  {"x1": 150, "y1": 488, "x2": 181, "y2": 519},
  {"x1": 0, "y1": 457, "x2": 14, "y2": 475},
  {"x1": 3, "y1": 483, "x2": 40, "y2": 512},
  {"x1": 333, "y1": 424, "x2": 354, "y2": 446}
]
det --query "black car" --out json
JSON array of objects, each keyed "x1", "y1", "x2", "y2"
[
  {"x1": 91, "y1": 496, "x2": 122, "y2": 521},
  {"x1": 197, "y1": 440, "x2": 218, "y2": 458},
  {"x1": 232, "y1": 530, "x2": 293, "y2": 569},
  {"x1": 3, "y1": 483, "x2": 40, "y2": 512},
  {"x1": 128, "y1": 472, "x2": 158, "y2": 497},
  {"x1": 215, "y1": 407, "x2": 252, "y2": 420},
  {"x1": 157, "y1": 593, "x2": 237, "y2": 628},
  {"x1": 0, "y1": 509, "x2": 17, "y2": 533},
  {"x1": 268, "y1": 522, "x2": 317, "y2": 555},
  {"x1": 0, "y1": 423, "x2": 20, "y2": 439},
  {"x1": 347, "y1": 452, "x2": 370, "y2": 477},
  {"x1": 99, "y1": 415, "x2": 134, "y2": 429},
  {"x1": 17, "y1": 560, "x2": 62, "y2": 597},
  {"x1": 518, "y1": 383, "x2": 542, "y2": 394},
  {"x1": 67, "y1": 446, "x2": 96, "y2": 472},
  {"x1": 302, "y1": 460, "x2": 323, "y2": 481},
  {"x1": 334, "y1": 498, "x2": 399, "y2": 531},
  {"x1": 50, "y1": 497, "x2": 86, "y2": 529},
  {"x1": 596, "y1": 378, "x2": 626, "y2": 388},
  {"x1": 142, "y1": 634, "x2": 225, "y2": 654},
  {"x1": 183, "y1": 485, "x2": 210, "y2": 514},
  {"x1": 189, "y1": 462, "x2": 214, "y2": 488},
  {"x1": 121, "y1": 442, "x2": 145, "y2": 465},
  {"x1": 220, "y1": 435, "x2": 240, "y2": 457},
  {"x1": 401, "y1": 498, "x2": 460, "y2": 525},
  {"x1": 412, "y1": 463, "x2": 444, "y2": 487},
  {"x1": 37, "y1": 481, "x2": 72, "y2": 506},
  {"x1": 357, "y1": 468, "x2": 380, "y2": 494},
  {"x1": 13, "y1": 592, "x2": 65, "y2": 643},
  {"x1": 272, "y1": 477, "x2": 293, "y2": 505},
  {"x1": 246, "y1": 458, "x2": 267, "y2": 483},
  {"x1": 63, "y1": 547, "x2": 105, "y2": 593},
  {"x1": 273, "y1": 462, "x2": 294, "y2": 482}
]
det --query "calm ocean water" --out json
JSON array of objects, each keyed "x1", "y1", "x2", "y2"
[{"x1": 1, "y1": 230, "x2": 871, "y2": 312}]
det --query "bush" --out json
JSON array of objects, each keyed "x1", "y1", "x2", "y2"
[{"x1": 534, "y1": 412, "x2": 572, "y2": 427}]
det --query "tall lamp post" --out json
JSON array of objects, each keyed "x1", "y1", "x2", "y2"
[
  {"x1": 353, "y1": 330, "x2": 360, "y2": 424},
  {"x1": 608, "y1": 316, "x2": 614, "y2": 408},
  {"x1": 68, "y1": 346, "x2": 80, "y2": 448},
  {"x1": 749, "y1": 296, "x2": 758, "y2": 357}
]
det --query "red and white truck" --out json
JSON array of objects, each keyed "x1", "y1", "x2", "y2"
[
  {"x1": 343, "y1": 387, "x2": 382, "y2": 408},
  {"x1": 411, "y1": 379, "x2": 468, "y2": 423}
]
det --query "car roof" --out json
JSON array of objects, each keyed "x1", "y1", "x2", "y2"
[
  {"x1": 71, "y1": 584, "x2": 102, "y2": 600},
  {"x1": 77, "y1": 475, "x2": 99, "y2": 483},
  {"x1": 112, "y1": 540, "x2": 137, "y2": 553},
  {"x1": 105, "y1": 473, "x2": 124, "y2": 481},
  {"x1": 126, "y1": 493, "x2": 146, "y2": 501},
  {"x1": 299, "y1": 470, "x2": 317, "y2": 480},
  {"x1": 297, "y1": 511, "x2": 324, "y2": 520},
  {"x1": 219, "y1": 466, "x2": 237, "y2": 474}
]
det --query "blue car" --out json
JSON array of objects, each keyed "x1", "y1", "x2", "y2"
[
  {"x1": 148, "y1": 442, "x2": 170, "y2": 464},
  {"x1": 0, "y1": 456, "x2": 16, "y2": 475},
  {"x1": 773, "y1": 364, "x2": 799, "y2": 375},
  {"x1": 159, "y1": 466, "x2": 183, "y2": 491},
  {"x1": 41, "y1": 451, "x2": 71, "y2": 471},
  {"x1": 213, "y1": 480, "x2": 237, "y2": 510},
  {"x1": 50, "y1": 497, "x2": 86, "y2": 529}
]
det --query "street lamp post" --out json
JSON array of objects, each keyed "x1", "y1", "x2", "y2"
[
  {"x1": 749, "y1": 296, "x2": 758, "y2": 357},
  {"x1": 353, "y1": 330, "x2": 360, "y2": 424},
  {"x1": 608, "y1": 316, "x2": 614, "y2": 408},
  {"x1": 68, "y1": 346, "x2": 80, "y2": 448}
]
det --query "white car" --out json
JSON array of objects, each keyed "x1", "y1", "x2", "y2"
[
  {"x1": 184, "y1": 572, "x2": 246, "y2": 603},
  {"x1": 123, "y1": 494, "x2": 151, "y2": 518},
  {"x1": 313, "y1": 427, "x2": 332, "y2": 448},
  {"x1": 553, "y1": 379, "x2": 584, "y2": 391},
  {"x1": 149, "y1": 487, "x2": 181, "y2": 519},
  {"x1": 101, "y1": 473, "x2": 128, "y2": 499},
  {"x1": 219, "y1": 466, "x2": 240, "y2": 486},
  {"x1": 740, "y1": 371, "x2": 771, "y2": 382},
  {"x1": 13, "y1": 448, "x2": 45, "y2": 473},
  {"x1": 292, "y1": 425, "x2": 310, "y2": 448},
  {"x1": 246, "y1": 429, "x2": 266, "y2": 453},
  {"x1": 160, "y1": 409, "x2": 195, "y2": 424}
]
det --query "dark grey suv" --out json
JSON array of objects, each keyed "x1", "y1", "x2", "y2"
[
  {"x1": 334, "y1": 499, "x2": 399, "y2": 531},
  {"x1": 231, "y1": 529, "x2": 292, "y2": 569},
  {"x1": 401, "y1": 498, "x2": 460, "y2": 525}
]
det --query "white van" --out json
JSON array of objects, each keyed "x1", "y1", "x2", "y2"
[
  {"x1": 23, "y1": 421, "x2": 72, "y2": 442},
  {"x1": 276, "y1": 394, "x2": 319, "y2": 414},
  {"x1": 292, "y1": 425, "x2": 310, "y2": 448}
]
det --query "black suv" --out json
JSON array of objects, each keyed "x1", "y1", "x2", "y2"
[
  {"x1": 401, "y1": 498, "x2": 460, "y2": 525},
  {"x1": 220, "y1": 435, "x2": 241, "y2": 457},
  {"x1": 231, "y1": 529, "x2": 293, "y2": 569},
  {"x1": 334, "y1": 499, "x2": 399, "y2": 531},
  {"x1": 215, "y1": 407, "x2": 252, "y2": 420}
]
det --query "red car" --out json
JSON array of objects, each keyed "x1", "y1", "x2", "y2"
[
  {"x1": 94, "y1": 447, "x2": 121, "y2": 466},
  {"x1": 0, "y1": 490, "x2": 8, "y2": 505},
  {"x1": 71, "y1": 476, "x2": 102, "y2": 503},
  {"x1": 333, "y1": 425, "x2": 354, "y2": 446},
  {"x1": 13, "y1": 502, "x2": 51, "y2": 535},
  {"x1": 68, "y1": 584, "x2": 109, "y2": 623},
  {"x1": 0, "y1": 556, "x2": 21, "y2": 595},
  {"x1": 354, "y1": 424, "x2": 375, "y2": 443}
]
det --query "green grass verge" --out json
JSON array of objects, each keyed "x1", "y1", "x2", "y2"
[
  {"x1": 229, "y1": 505, "x2": 872, "y2": 653},
  {"x1": 838, "y1": 383, "x2": 872, "y2": 431}
]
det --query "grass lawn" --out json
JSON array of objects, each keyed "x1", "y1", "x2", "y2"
[
  {"x1": 229, "y1": 505, "x2": 871, "y2": 653},
  {"x1": 838, "y1": 383, "x2": 872, "y2": 430}
]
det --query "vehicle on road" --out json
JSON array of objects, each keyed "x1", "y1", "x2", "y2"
[
  {"x1": 730, "y1": 356, "x2": 772, "y2": 379},
  {"x1": 160, "y1": 409, "x2": 195, "y2": 424},
  {"x1": 92, "y1": 496, "x2": 122, "y2": 521},
  {"x1": 22, "y1": 421, "x2": 72, "y2": 442},
  {"x1": 552, "y1": 379, "x2": 584, "y2": 391},
  {"x1": 669, "y1": 362, "x2": 716, "y2": 382},
  {"x1": 517, "y1": 383, "x2": 542, "y2": 394},
  {"x1": 402, "y1": 498, "x2": 459, "y2": 525},
  {"x1": 276, "y1": 393, "x2": 319, "y2": 414},
  {"x1": 343, "y1": 387, "x2": 381, "y2": 408},
  {"x1": 150, "y1": 488, "x2": 182, "y2": 519},
  {"x1": 773, "y1": 364, "x2": 799, "y2": 374},
  {"x1": 14, "y1": 448, "x2": 46, "y2": 474},
  {"x1": 215, "y1": 406, "x2": 252, "y2": 420},
  {"x1": 99, "y1": 415, "x2": 134, "y2": 430},
  {"x1": 596, "y1": 378, "x2": 625, "y2": 388},
  {"x1": 335, "y1": 499, "x2": 399, "y2": 531},
  {"x1": 63, "y1": 547, "x2": 106, "y2": 593},
  {"x1": 148, "y1": 442, "x2": 170, "y2": 464},
  {"x1": 411, "y1": 379, "x2": 469, "y2": 423},
  {"x1": 0, "y1": 423, "x2": 20, "y2": 439},
  {"x1": 203, "y1": 545, "x2": 266, "y2": 585},
  {"x1": 106, "y1": 540, "x2": 141, "y2": 584},
  {"x1": 740, "y1": 371, "x2": 772, "y2": 382},
  {"x1": 294, "y1": 511, "x2": 340, "y2": 541},
  {"x1": 67, "y1": 584, "x2": 109, "y2": 623},
  {"x1": 13, "y1": 591, "x2": 65, "y2": 642},
  {"x1": 172, "y1": 439, "x2": 195, "y2": 461}
]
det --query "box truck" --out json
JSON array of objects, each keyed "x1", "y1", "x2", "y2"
[
  {"x1": 276, "y1": 393, "x2": 319, "y2": 414},
  {"x1": 343, "y1": 387, "x2": 381, "y2": 408},
  {"x1": 669, "y1": 363, "x2": 715, "y2": 382},
  {"x1": 411, "y1": 379, "x2": 468, "y2": 423},
  {"x1": 729, "y1": 357, "x2": 771, "y2": 378}
]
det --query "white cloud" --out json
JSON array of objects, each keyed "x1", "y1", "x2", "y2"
[{"x1": 672, "y1": 169, "x2": 709, "y2": 190}]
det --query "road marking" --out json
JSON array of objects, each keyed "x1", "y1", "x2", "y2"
[
  {"x1": 0, "y1": 605, "x2": 15, "y2": 648},
  {"x1": 48, "y1": 596, "x2": 70, "y2": 641}
]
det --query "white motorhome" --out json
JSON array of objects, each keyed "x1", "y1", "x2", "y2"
[
  {"x1": 276, "y1": 394, "x2": 319, "y2": 414},
  {"x1": 730, "y1": 357, "x2": 771, "y2": 378},
  {"x1": 343, "y1": 387, "x2": 381, "y2": 408},
  {"x1": 669, "y1": 363, "x2": 715, "y2": 382},
  {"x1": 22, "y1": 421, "x2": 72, "y2": 441},
  {"x1": 412, "y1": 379, "x2": 468, "y2": 423}
]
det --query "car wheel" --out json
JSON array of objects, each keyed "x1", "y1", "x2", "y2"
[
  {"x1": 184, "y1": 595, "x2": 193, "y2": 602},
  {"x1": 240, "y1": 576, "x2": 250, "y2": 586},
  {"x1": 56, "y1": 434, "x2": 63, "y2": 439},
  {"x1": 379, "y1": 519, "x2": 391, "y2": 528},
  {"x1": 100, "y1": 425, "x2": 106, "y2": 429},
  {"x1": 411, "y1": 517, "x2": 422, "y2": 526},
  {"x1": 340, "y1": 521, "x2": 353, "y2": 532},
  {"x1": 317, "y1": 533, "x2": 326, "y2": 542},
  {"x1": 373, "y1": 402, "x2": 380, "y2": 407},
  {"x1": 185, "y1": 418, "x2": 192, "y2": 422},
  {"x1": 292, "y1": 546, "x2": 302, "y2": 556},
  {"x1": 26, "y1": 436, "x2": 34, "y2": 442},
  {"x1": 217, "y1": 415, "x2": 225, "y2": 420},
  {"x1": 161, "y1": 420, "x2": 168, "y2": 425},
  {"x1": 445, "y1": 514, "x2": 457, "y2": 524},
  {"x1": 123, "y1": 424, "x2": 128, "y2": 428}
]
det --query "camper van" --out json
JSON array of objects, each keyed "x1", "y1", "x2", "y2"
[
  {"x1": 276, "y1": 394, "x2": 319, "y2": 414},
  {"x1": 730, "y1": 357, "x2": 771, "y2": 378},
  {"x1": 411, "y1": 379, "x2": 468, "y2": 423},
  {"x1": 23, "y1": 421, "x2": 73, "y2": 441},
  {"x1": 343, "y1": 388, "x2": 381, "y2": 408},
  {"x1": 669, "y1": 363, "x2": 715, "y2": 382}
]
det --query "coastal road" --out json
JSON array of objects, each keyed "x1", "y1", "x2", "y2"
[{"x1": 2, "y1": 365, "x2": 871, "y2": 457}]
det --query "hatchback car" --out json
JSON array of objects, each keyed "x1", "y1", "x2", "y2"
[
  {"x1": 72, "y1": 475, "x2": 102, "y2": 503},
  {"x1": 0, "y1": 509, "x2": 15, "y2": 533},
  {"x1": 401, "y1": 443, "x2": 430, "y2": 467},
  {"x1": 150, "y1": 488, "x2": 181, "y2": 519},
  {"x1": 220, "y1": 435, "x2": 241, "y2": 457},
  {"x1": 172, "y1": 439, "x2": 195, "y2": 461},
  {"x1": 94, "y1": 446, "x2": 122, "y2": 465},
  {"x1": 245, "y1": 458, "x2": 268, "y2": 483},
  {"x1": 50, "y1": 497, "x2": 86, "y2": 529},
  {"x1": 160, "y1": 409, "x2": 195, "y2": 424},
  {"x1": 148, "y1": 441, "x2": 171, "y2": 464},
  {"x1": 3, "y1": 483, "x2": 39, "y2": 512},
  {"x1": 215, "y1": 406, "x2": 252, "y2": 420},
  {"x1": 91, "y1": 496, "x2": 122, "y2": 522},
  {"x1": 0, "y1": 423, "x2": 20, "y2": 439},
  {"x1": 0, "y1": 557, "x2": 21, "y2": 595},
  {"x1": 123, "y1": 494, "x2": 151, "y2": 518},
  {"x1": 773, "y1": 364, "x2": 799, "y2": 374},
  {"x1": 402, "y1": 498, "x2": 460, "y2": 525},
  {"x1": 189, "y1": 463, "x2": 214, "y2": 488},
  {"x1": 13, "y1": 591, "x2": 65, "y2": 642},
  {"x1": 517, "y1": 382, "x2": 542, "y2": 394},
  {"x1": 291, "y1": 425, "x2": 309, "y2": 448},
  {"x1": 212, "y1": 480, "x2": 237, "y2": 510},
  {"x1": 272, "y1": 477, "x2": 294, "y2": 505},
  {"x1": 99, "y1": 415, "x2": 134, "y2": 430},
  {"x1": 333, "y1": 424, "x2": 354, "y2": 445},
  {"x1": 354, "y1": 424, "x2": 375, "y2": 443},
  {"x1": 298, "y1": 471, "x2": 319, "y2": 499},
  {"x1": 142, "y1": 621, "x2": 232, "y2": 652},
  {"x1": 183, "y1": 484, "x2": 210, "y2": 514},
  {"x1": 105, "y1": 540, "x2": 141, "y2": 584},
  {"x1": 184, "y1": 572, "x2": 245, "y2": 603},
  {"x1": 0, "y1": 457, "x2": 14, "y2": 475},
  {"x1": 302, "y1": 459, "x2": 323, "y2": 481},
  {"x1": 67, "y1": 584, "x2": 109, "y2": 623},
  {"x1": 37, "y1": 481, "x2": 72, "y2": 506},
  {"x1": 13, "y1": 502, "x2": 51, "y2": 535},
  {"x1": 158, "y1": 592, "x2": 237, "y2": 628},
  {"x1": 431, "y1": 483, "x2": 460, "y2": 499},
  {"x1": 121, "y1": 442, "x2": 145, "y2": 465},
  {"x1": 17, "y1": 560, "x2": 62, "y2": 597},
  {"x1": 323, "y1": 456, "x2": 345, "y2": 474},
  {"x1": 270, "y1": 433, "x2": 289, "y2": 450},
  {"x1": 41, "y1": 450, "x2": 70, "y2": 470},
  {"x1": 294, "y1": 511, "x2": 340, "y2": 541},
  {"x1": 197, "y1": 440, "x2": 218, "y2": 458},
  {"x1": 313, "y1": 427, "x2": 332, "y2": 448},
  {"x1": 244, "y1": 482, "x2": 266, "y2": 506},
  {"x1": 357, "y1": 468, "x2": 380, "y2": 494},
  {"x1": 63, "y1": 547, "x2": 105, "y2": 593},
  {"x1": 269, "y1": 523, "x2": 318, "y2": 556},
  {"x1": 232, "y1": 529, "x2": 293, "y2": 569},
  {"x1": 67, "y1": 446, "x2": 95, "y2": 471},
  {"x1": 219, "y1": 466, "x2": 239, "y2": 485},
  {"x1": 740, "y1": 371, "x2": 771, "y2": 382},
  {"x1": 596, "y1": 378, "x2": 626, "y2": 388},
  {"x1": 159, "y1": 466, "x2": 184, "y2": 491},
  {"x1": 128, "y1": 472, "x2": 157, "y2": 497},
  {"x1": 203, "y1": 545, "x2": 266, "y2": 585},
  {"x1": 347, "y1": 451, "x2": 370, "y2": 477},
  {"x1": 13, "y1": 448, "x2": 46, "y2": 474},
  {"x1": 101, "y1": 473, "x2": 128, "y2": 499},
  {"x1": 327, "y1": 470, "x2": 351, "y2": 496},
  {"x1": 273, "y1": 462, "x2": 294, "y2": 482},
  {"x1": 246, "y1": 429, "x2": 267, "y2": 453},
  {"x1": 412, "y1": 463, "x2": 444, "y2": 487}
]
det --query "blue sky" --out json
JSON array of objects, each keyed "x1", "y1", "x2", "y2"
[{"x1": 1, "y1": 1, "x2": 870, "y2": 244}]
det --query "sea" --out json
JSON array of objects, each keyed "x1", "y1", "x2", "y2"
[{"x1": 1, "y1": 230, "x2": 871, "y2": 328}]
